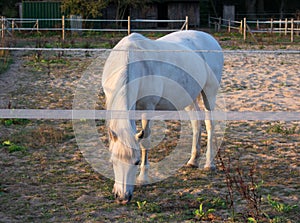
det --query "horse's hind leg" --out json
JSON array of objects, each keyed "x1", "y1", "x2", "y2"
[
  {"x1": 201, "y1": 69, "x2": 220, "y2": 171},
  {"x1": 201, "y1": 91, "x2": 217, "y2": 171},
  {"x1": 185, "y1": 104, "x2": 201, "y2": 168}
]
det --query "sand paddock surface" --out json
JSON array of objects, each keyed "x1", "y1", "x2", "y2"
[{"x1": 0, "y1": 46, "x2": 299, "y2": 222}]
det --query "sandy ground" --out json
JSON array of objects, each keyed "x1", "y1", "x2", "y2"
[
  {"x1": 0, "y1": 47, "x2": 299, "y2": 222},
  {"x1": 221, "y1": 52, "x2": 300, "y2": 112}
]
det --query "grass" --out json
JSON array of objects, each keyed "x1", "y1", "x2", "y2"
[
  {"x1": 266, "y1": 123, "x2": 298, "y2": 135},
  {"x1": 267, "y1": 195, "x2": 298, "y2": 213},
  {"x1": 1, "y1": 140, "x2": 27, "y2": 153},
  {"x1": 0, "y1": 119, "x2": 30, "y2": 126}
]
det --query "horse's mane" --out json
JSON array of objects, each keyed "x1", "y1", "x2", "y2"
[{"x1": 102, "y1": 34, "x2": 146, "y2": 160}]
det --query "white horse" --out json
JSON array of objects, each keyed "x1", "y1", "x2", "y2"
[{"x1": 102, "y1": 30, "x2": 223, "y2": 204}]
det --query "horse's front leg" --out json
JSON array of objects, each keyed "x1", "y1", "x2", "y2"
[{"x1": 136, "y1": 118, "x2": 151, "y2": 185}]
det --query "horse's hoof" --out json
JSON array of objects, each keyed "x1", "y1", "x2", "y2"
[
  {"x1": 186, "y1": 163, "x2": 198, "y2": 168},
  {"x1": 136, "y1": 178, "x2": 149, "y2": 186},
  {"x1": 204, "y1": 165, "x2": 217, "y2": 172}
]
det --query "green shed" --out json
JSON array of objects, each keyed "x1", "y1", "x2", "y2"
[{"x1": 22, "y1": 1, "x2": 62, "y2": 28}]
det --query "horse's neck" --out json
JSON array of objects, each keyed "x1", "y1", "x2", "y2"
[{"x1": 108, "y1": 90, "x2": 138, "y2": 149}]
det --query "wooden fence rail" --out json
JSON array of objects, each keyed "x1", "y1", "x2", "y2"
[
  {"x1": 209, "y1": 16, "x2": 300, "y2": 42},
  {"x1": 0, "y1": 16, "x2": 188, "y2": 40}
]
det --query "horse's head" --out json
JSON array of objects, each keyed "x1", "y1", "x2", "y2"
[{"x1": 108, "y1": 128, "x2": 142, "y2": 204}]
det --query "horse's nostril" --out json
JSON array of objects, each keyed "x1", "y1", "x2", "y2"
[
  {"x1": 116, "y1": 197, "x2": 129, "y2": 205},
  {"x1": 115, "y1": 193, "x2": 132, "y2": 205}
]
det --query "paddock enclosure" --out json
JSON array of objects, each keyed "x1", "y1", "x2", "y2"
[{"x1": 0, "y1": 41, "x2": 299, "y2": 222}]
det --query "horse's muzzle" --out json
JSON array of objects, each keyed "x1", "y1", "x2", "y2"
[{"x1": 115, "y1": 192, "x2": 132, "y2": 204}]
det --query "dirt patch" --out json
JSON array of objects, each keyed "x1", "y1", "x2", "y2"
[{"x1": 0, "y1": 44, "x2": 299, "y2": 222}]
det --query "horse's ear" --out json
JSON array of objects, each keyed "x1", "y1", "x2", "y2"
[
  {"x1": 108, "y1": 129, "x2": 118, "y2": 142},
  {"x1": 135, "y1": 130, "x2": 144, "y2": 141}
]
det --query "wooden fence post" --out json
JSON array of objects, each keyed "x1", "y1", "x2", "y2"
[
  {"x1": 270, "y1": 18, "x2": 273, "y2": 34},
  {"x1": 12, "y1": 19, "x2": 14, "y2": 37},
  {"x1": 228, "y1": 19, "x2": 231, "y2": 32},
  {"x1": 185, "y1": 16, "x2": 188, "y2": 30},
  {"x1": 239, "y1": 20, "x2": 243, "y2": 34},
  {"x1": 127, "y1": 16, "x2": 131, "y2": 35},
  {"x1": 62, "y1": 15, "x2": 65, "y2": 40},
  {"x1": 285, "y1": 18, "x2": 288, "y2": 36},
  {"x1": 291, "y1": 18, "x2": 294, "y2": 42},
  {"x1": 279, "y1": 19, "x2": 282, "y2": 36},
  {"x1": 218, "y1": 17, "x2": 221, "y2": 31},
  {"x1": 1, "y1": 16, "x2": 4, "y2": 39},
  {"x1": 243, "y1": 17, "x2": 247, "y2": 41},
  {"x1": 36, "y1": 19, "x2": 39, "y2": 33}
]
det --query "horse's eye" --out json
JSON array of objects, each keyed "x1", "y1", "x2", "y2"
[{"x1": 134, "y1": 160, "x2": 141, "y2": 165}]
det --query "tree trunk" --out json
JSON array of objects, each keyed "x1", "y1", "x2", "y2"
[{"x1": 245, "y1": 0, "x2": 257, "y2": 20}]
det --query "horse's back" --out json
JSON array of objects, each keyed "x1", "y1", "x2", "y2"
[
  {"x1": 102, "y1": 31, "x2": 222, "y2": 111},
  {"x1": 157, "y1": 30, "x2": 223, "y2": 83}
]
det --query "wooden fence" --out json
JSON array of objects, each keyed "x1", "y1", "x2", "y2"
[
  {"x1": 209, "y1": 17, "x2": 300, "y2": 42},
  {"x1": 0, "y1": 16, "x2": 188, "y2": 40}
]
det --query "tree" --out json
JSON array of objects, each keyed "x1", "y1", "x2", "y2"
[
  {"x1": 0, "y1": 0, "x2": 19, "y2": 17},
  {"x1": 61, "y1": 0, "x2": 108, "y2": 19},
  {"x1": 110, "y1": 0, "x2": 152, "y2": 20},
  {"x1": 245, "y1": 0, "x2": 257, "y2": 19}
]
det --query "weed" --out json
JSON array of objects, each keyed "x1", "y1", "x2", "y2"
[
  {"x1": 2, "y1": 140, "x2": 27, "y2": 153},
  {"x1": 136, "y1": 200, "x2": 161, "y2": 212},
  {"x1": 196, "y1": 196, "x2": 227, "y2": 209},
  {"x1": 194, "y1": 203, "x2": 215, "y2": 220},
  {"x1": 267, "y1": 195, "x2": 298, "y2": 213},
  {"x1": 247, "y1": 217, "x2": 258, "y2": 223},
  {"x1": 0, "y1": 119, "x2": 30, "y2": 126},
  {"x1": 218, "y1": 150, "x2": 263, "y2": 221},
  {"x1": 137, "y1": 200, "x2": 147, "y2": 210},
  {"x1": 266, "y1": 123, "x2": 297, "y2": 135}
]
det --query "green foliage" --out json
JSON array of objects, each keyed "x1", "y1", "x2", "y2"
[
  {"x1": 0, "y1": 119, "x2": 30, "y2": 126},
  {"x1": 0, "y1": 0, "x2": 19, "y2": 17},
  {"x1": 136, "y1": 200, "x2": 147, "y2": 209},
  {"x1": 2, "y1": 140, "x2": 27, "y2": 153},
  {"x1": 267, "y1": 123, "x2": 298, "y2": 135},
  {"x1": 267, "y1": 195, "x2": 298, "y2": 213},
  {"x1": 194, "y1": 203, "x2": 215, "y2": 220},
  {"x1": 247, "y1": 217, "x2": 257, "y2": 223},
  {"x1": 61, "y1": 0, "x2": 108, "y2": 19},
  {"x1": 136, "y1": 200, "x2": 161, "y2": 212}
]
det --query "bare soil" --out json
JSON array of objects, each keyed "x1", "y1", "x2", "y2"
[{"x1": 0, "y1": 40, "x2": 299, "y2": 222}]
